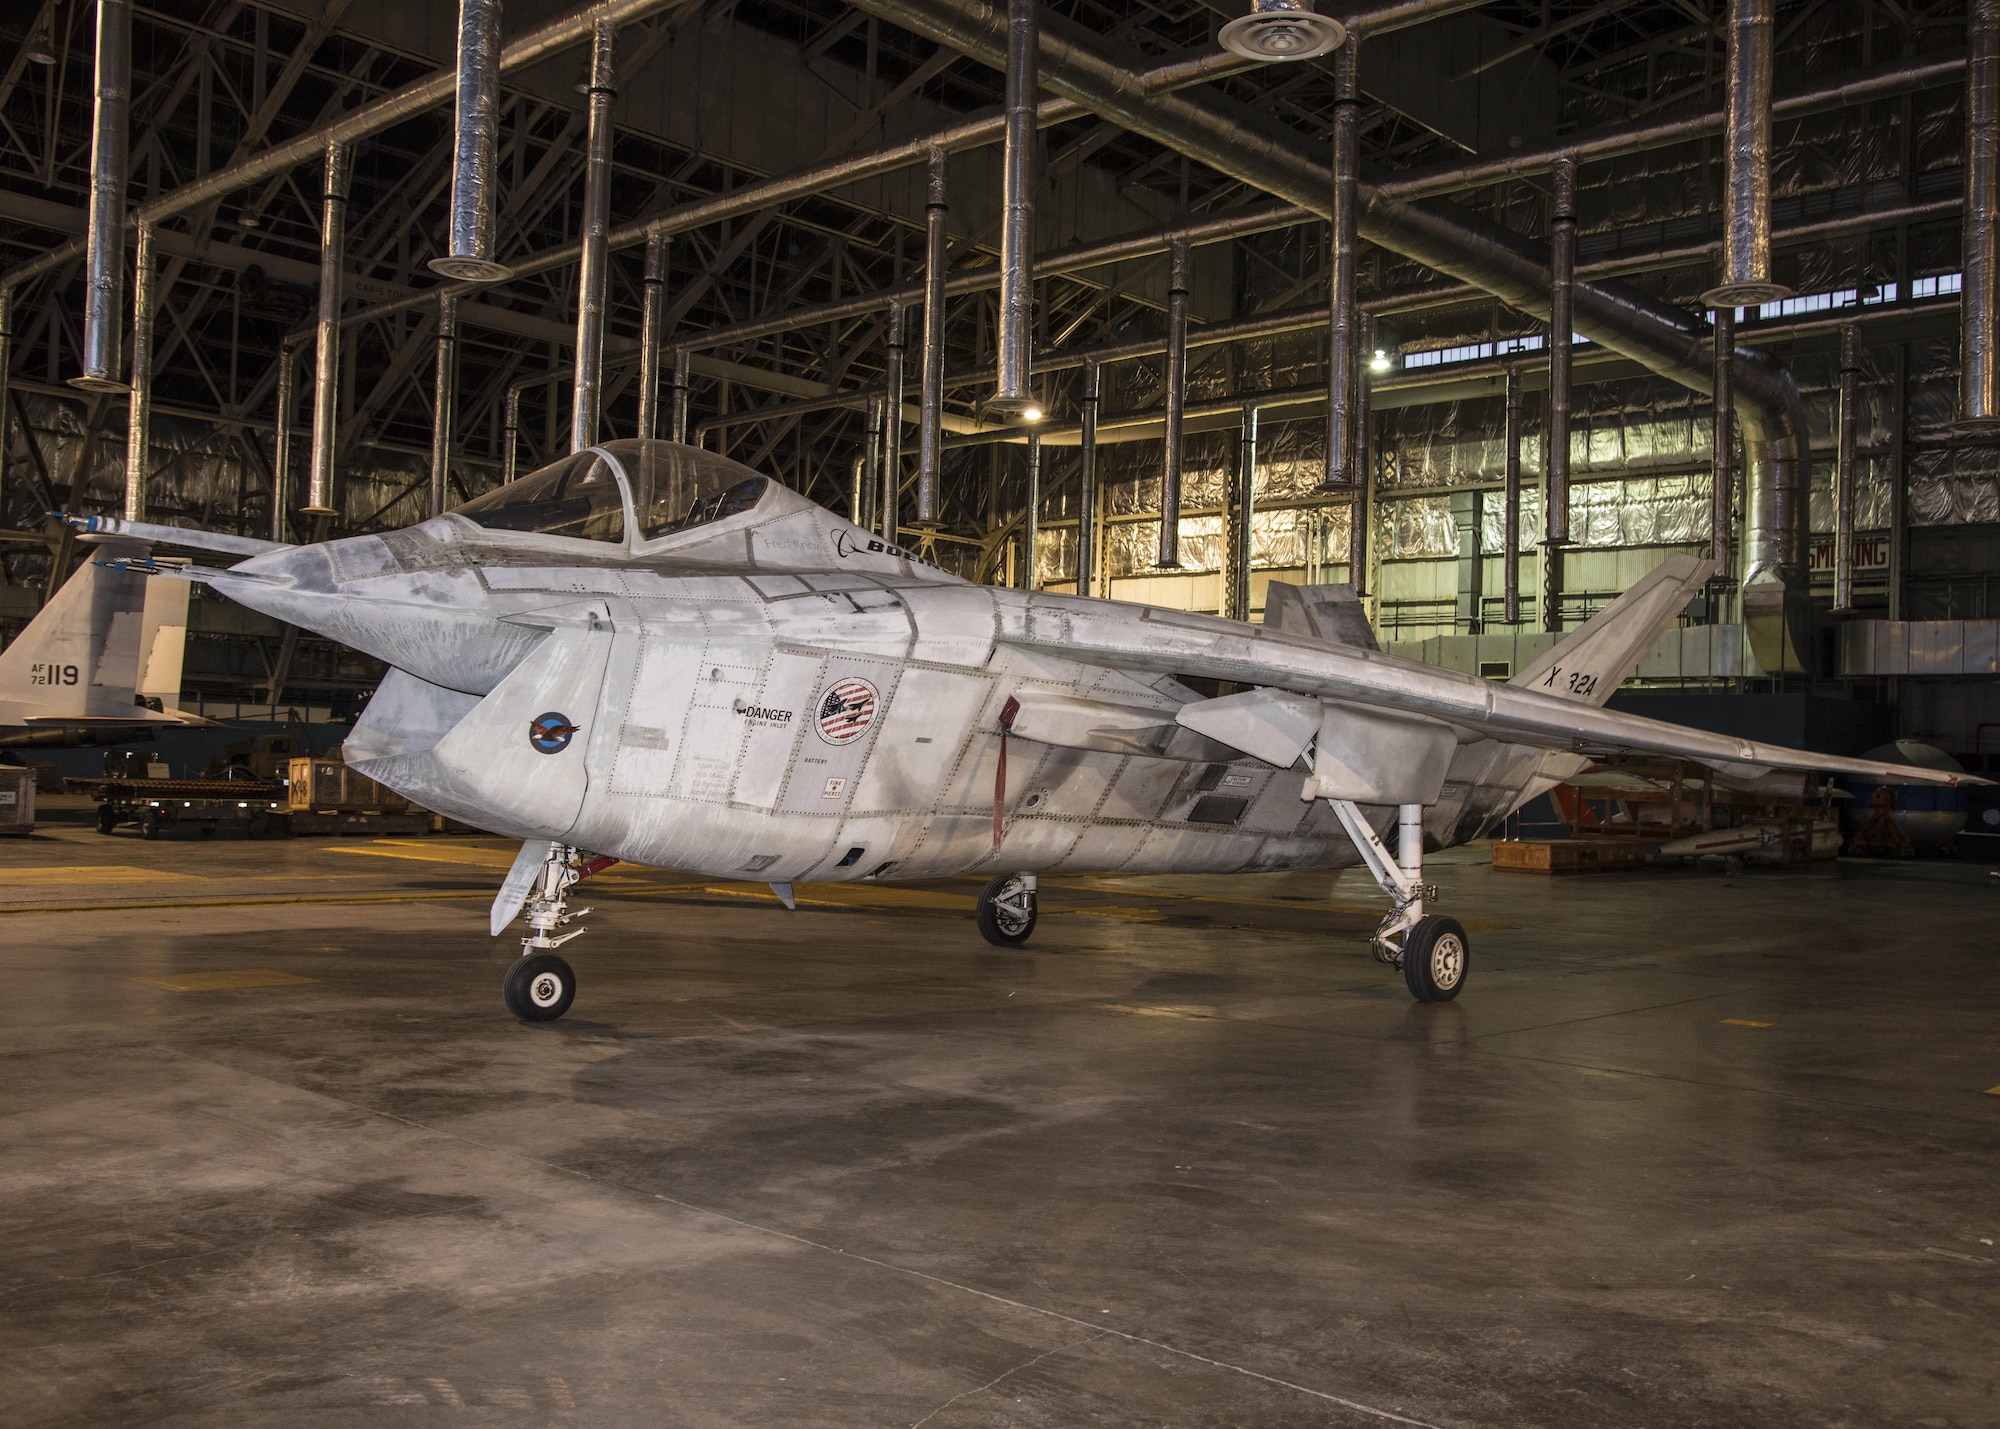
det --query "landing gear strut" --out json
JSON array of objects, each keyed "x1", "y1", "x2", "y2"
[
  {"x1": 1328, "y1": 800, "x2": 1469, "y2": 1002},
  {"x1": 503, "y1": 844, "x2": 616, "y2": 1022},
  {"x1": 976, "y1": 872, "x2": 1038, "y2": 947}
]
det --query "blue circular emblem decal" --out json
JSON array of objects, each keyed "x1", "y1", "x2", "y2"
[{"x1": 529, "y1": 711, "x2": 579, "y2": 755}]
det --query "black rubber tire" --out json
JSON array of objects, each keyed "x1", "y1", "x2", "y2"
[
  {"x1": 96, "y1": 804, "x2": 117, "y2": 835},
  {"x1": 1402, "y1": 915, "x2": 1469, "y2": 1003},
  {"x1": 976, "y1": 873, "x2": 1037, "y2": 947},
  {"x1": 503, "y1": 953, "x2": 577, "y2": 1022},
  {"x1": 139, "y1": 808, "x2": 161, "y2": 840}
]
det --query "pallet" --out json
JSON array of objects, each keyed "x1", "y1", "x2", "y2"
[
  {"x1": 271, "y1": 811, "x2": 436, "y2": 836},
  {"x1": 1491, "y1": 838, "x2": 1648, "y2": 875}
]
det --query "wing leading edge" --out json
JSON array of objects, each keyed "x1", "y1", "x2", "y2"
[{"x1": 996, "y1": 595, "x2": 1983, "y2": 789}]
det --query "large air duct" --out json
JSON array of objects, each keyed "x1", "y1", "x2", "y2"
[
  {"x1": 123, "y1": 221, "x2": 154, "y2": 519},
  {"x1": 1321, "y1": 36, "x2": 1359, "y2": 493},
  {"x1": 1962, "y1": 0, "x2": 2000, "y2": 432},
  {"x1": 1076, "y1": 357, "x2": 1100, "y2": 598},
  {"x1": 990, "y1": 0, "x2": 1040, "y2": 420},
  {"x1": 570, "y1": 20, "x2": 616, "y2": 453},
  {"x1": 1158, "y1": 237, "x2": 1190, "y2": 569},
  {"x1": 431, "y1": 0, "x2": 512, "y2": 282},
  {"x1": 848, "y1": 0, "x2": 1811, "y2": 657},
  {"x1": 636, "y1": 230, "x2": 667, "y2": 439},
  {"x1": 306, "y1": 141, "x2": 353, "y2": 516},
  {"x1": 1543, "y1": 154, "x2": 1575, "y2": 632},
  {"x1": 917, "y1": 146, "x2": 949, "y2": 522},
  {"x1": 430, "y1": 294, "x2": 459, "y2": 518},
  {"x1": 74, "y1": 0, "x2": 133, "y2": 393},
  {"x1": 1701, "y1": 0, "x2": 1791, "y2": 308}
]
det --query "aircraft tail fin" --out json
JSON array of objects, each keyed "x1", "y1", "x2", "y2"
[
  {"x1": 1509, "y1": 553, "x2": 1715, "y2": 706},
  {"x1": 1262, "y1": 582, "x2": 1379, "y2": 651},
  {"x1": 0, "y1": 558, "x2": 161, "y2": 719}
]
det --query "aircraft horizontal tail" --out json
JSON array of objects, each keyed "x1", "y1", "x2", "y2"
[{"x1": 1510, "y1": 553, "x2": 1715, "y2": 706}]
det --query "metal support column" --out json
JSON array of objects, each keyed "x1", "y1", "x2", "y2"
[
  {"x1": 1234, "y1": 403, "x2": 1258, "y2": 620},
  {"x1": 502, "y1": 385, "x2": 520, "y2": 483},
  {"x1": 1158, "y1": 237, "x2": 1189, "y2": 568},
  {"x1": 306, "y1": 140, "x2": 353, "y2": 517},
  {"x1": 637, "y1": 230, "x2": 667, "y2": 440},
  {"x1": 0, "y1": 288, "x2": 15, "y2": 516},
  {"x1": 570, "y1": 19, "x2": 616, "y2": 452},
  {"x1": 1543, "y1": 154, "x2": 1575, "y2": 632},
  {"x1": 1321, "y1": 35, "x2": 1359, "y2": 492},
  {"x1": 1961, "y1": 0, "x2": 2000, "y2": 430},
  {"x1": 1350, "y1": 310, "x2": 1373, "y2": 591},
  {"x1": 271, "y1": 342, "x2": 297, "y2": 542},
  {"x1": 1834, "y1": 322, "x2": 1860, "y2": 612},
  {"x1": 1076, "y1": 357, "x2": 1100, "y2": 598},
  {"x1": 123, "y1": 221, "x2": 154, "y2": 520},
  {"x1": 1711, "y1": 304, "x2": 1735, "y2": 593},
  {"x1": 1022, "y1": 430, "x2": 1040, "y2": 590},
  {"x1": 669, "y1": 347, "x2": 690, "y2": 444},
  {"x1": 430, "y1": 293, "x2": 458, "y2": 518},
  {"x1": 863, "y1": 392, "x2": 885, "y2": 536},
  {"x1": 1502, "y1": 365, "x2": 1522, "y2": 624},
  {"x1": 917, "y1": 145, "x2": 948, "y2": 523},
  {"x1": 882, "y1": 302, "x2": 906, "y2": 541}
]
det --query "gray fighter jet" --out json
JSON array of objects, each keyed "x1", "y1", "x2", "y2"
[{"x1": 72, "y1": 439, "x2": 1978, "y2": 1021}]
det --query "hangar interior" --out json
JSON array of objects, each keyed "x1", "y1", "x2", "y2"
[{"x1": 1, "y1": 0, "x2": 1997, "y2": 1424}]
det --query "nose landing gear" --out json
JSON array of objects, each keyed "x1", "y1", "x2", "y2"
[
  {"x1": 976, "y1": 871, "x2": 1038, "y2": 946},
  {"x1": 501, "y1": 844, "x2": 617, "y2": 1022},
  {"x1": 1327, "y1": 800, "x2": 1469, "y2": 1003}
]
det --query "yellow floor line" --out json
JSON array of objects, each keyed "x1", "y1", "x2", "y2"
[{"x1": 0, "y1": 865, "x2": 202, "y2": 885}]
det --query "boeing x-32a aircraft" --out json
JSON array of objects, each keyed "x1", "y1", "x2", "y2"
[{"x1": 73, "y1": 440, "x2": 1976, "y2": 1021}]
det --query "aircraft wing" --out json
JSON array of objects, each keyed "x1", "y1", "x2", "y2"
[{"x1": 996, "y1": 596, "x2": 1985, "y2": 789}]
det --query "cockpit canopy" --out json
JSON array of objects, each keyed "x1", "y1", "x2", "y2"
[{"x1": 450, "y1": 439, "x2": 770, "y2": 545}]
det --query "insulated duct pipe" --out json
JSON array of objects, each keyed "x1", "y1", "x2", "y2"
[
  {"x1": 636, "y1": 229, "x2": 667, "y2": 439},
  {"x1": 74, "y1": 0, "x2": 133, "y2": 393},
  {"x1": 850, "y1": 455, "x2": 865, "y2": 524},
  {"x1": 1076, "y1": 357, "x2": 1100, "y2": 598},
  {"x1": 1711, "y1": 306, "x2": 1734, "y2": 575},
  {"x1": 669, "y1": 347, "x2": 690, "y2": 444},
  {"x1": 123, "y1": 221, "x2": 154, "y2": 520},
  {"x1": 1962, "y1": 0, "x2": 2000, "y2": 431},
  {"x1": 1234, "y1": 403, "x2": 1258, "y2": 622},
  {"x1": 306, "y1": 141, "x2": 353, "y2": 516},
  {"x1": 430, "y1": 294, "x2": 458, "y2": 518},
  {"x1": 917, "y1": 146, "x2": 949, "y2": 522},
  {"x1": 1502, "y1": 364, "x2": 1521, "y2": 625},
  {"x1": 882, "y1": 304, "x2": 907, "y2": 540},
  {"x1": 431, "y1": 0, "x2": 512, "y2": 282},
  {"x1": 846, "y1": 0, "x2": 1810, "y2": 608},
  {"x1": 1701, "y1": 0, "x2": 1791, "y2": 308},
  {"x1": 272, "y1": 342, "x2": 298, "y2": 542},
  {"x1": 990, "y1": 0, "x2": 1040, "y2": 418},
  {"x1": 570, "y1": 20, "x2": 616, "y2": 453},
  {"x1": 1543, "y1": 154, "x2": 1575, "y2": 633},
  {"x1": 1321, "y1": 35, "x2": 1359, "y2": 492},
  {"x1": 1022, "y1": 431, "x2": 1040, "y2": 589},
  {"x1": 1834, "y1": 322, "x2": 1859, "y2": 613},
  {"x1": 1158, "y1": 238, "x2": 1190, "y2": 569}
]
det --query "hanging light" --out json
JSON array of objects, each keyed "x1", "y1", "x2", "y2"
[
  {"x1": 1369, "y1": 348, "x2": 1392, "y2": 372},
  {"x1": 1218, "y1": 0, "x2": 1345, "y2": 62},
  {"x1": 24, "y1": 29, "x2": 56, "y2": 66}
]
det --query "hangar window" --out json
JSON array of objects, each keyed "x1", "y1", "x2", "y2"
[
  {"x1": 601, "y1": 439, "x2": 771, "y2": 540},
  {"x1": 453, "y1": 451, "x2": 627, "y2": 543}
]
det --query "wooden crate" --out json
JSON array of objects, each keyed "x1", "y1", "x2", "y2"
[
  {"x1": 1491, "y1": 838, "x2": 1648, "y2": 875},
  {"x1": 287, "y1": 756, "x2": 411, "y2": 814},
  {"x1": 0, "y1": 766, "x2": 34, "y2": 835}
]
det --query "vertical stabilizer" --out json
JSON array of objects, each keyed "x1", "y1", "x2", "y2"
[
  {"x1": 1509, "y1": 552, "x2": 1715, "y2": 706},
  {"x1": 0, "y1": 558, "x2": 162, "y2": 721}
]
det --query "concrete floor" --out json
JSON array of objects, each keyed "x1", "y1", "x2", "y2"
[{"x1": 2, "y1": 818, "x2": 1996, "y2": 1427}]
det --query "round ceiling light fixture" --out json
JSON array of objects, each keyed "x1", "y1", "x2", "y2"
[{"x1": 1218, "y1": 0, "x2": 1345, "y2": 62}]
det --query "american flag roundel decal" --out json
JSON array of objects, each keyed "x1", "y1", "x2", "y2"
[{"x1": 814, "y1": 676, "x2": 879, "y2": 745}]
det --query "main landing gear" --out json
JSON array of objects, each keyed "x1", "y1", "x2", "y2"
[
  {"x1": 503, "y1": 844, "x2": 616, "y2": 1022},
  {"x1": 1327, "y1": 800, "x2": 1469, "y2": 1003},
  {"x1": 976, "y1": 872, "x2": 1038, "y2": 947}
]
